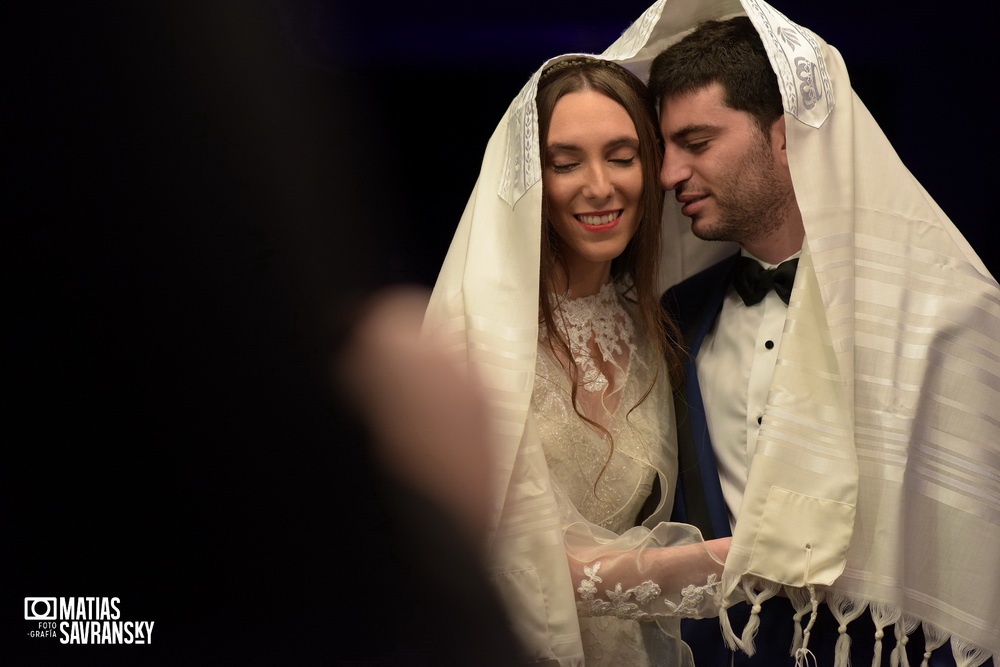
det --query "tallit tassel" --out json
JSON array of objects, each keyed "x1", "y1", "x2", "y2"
[
  {"x1": 949, "y1": 635, "x2": 994, "y2": 667},
  {"x1": 869, "y1": 603, "x2": 901, "y2": 667},
  {"x1": 786, "y1": 585, "x2": 822, "y2": 655},
  {"x1": 791, "y1": 612, "x2": 804, "y2": 655},
  {"x1": 890, "y1": 615, "x2": 919, "y2": 667},
  {"x1": 739, "y1": 577, "x2": 781, "y2": 656},
  {"x1": 795, "y1": 646, "x2": 819, "y2": 667},
  {"x1": 919, "y1": 621, "x2": 948, "y2": 667},
  {"x1": 793, "y1": 584, "x2": 820, "y2": 667},
  {"x1": 719, "y1": 605, "x2": 744, "y2": 653},
  {"x1": 834, "y1": 629, "x2": 852, "y2": 667},
  {"x1": 828, "y1": 592, "x2": 868, "y2": 667}
]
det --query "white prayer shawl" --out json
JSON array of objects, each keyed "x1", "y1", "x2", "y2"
[{"x1": 424, "y1": 0, "x2": 1000, "y2": 664}]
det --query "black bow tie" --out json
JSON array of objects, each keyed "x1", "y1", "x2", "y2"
[{"x1": 732, "y1": 256, "x2": 798, "y2": 306}]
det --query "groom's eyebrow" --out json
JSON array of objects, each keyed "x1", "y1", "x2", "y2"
[{"x1": 668, "y1": 124, "x2": 719, "y2": 142}]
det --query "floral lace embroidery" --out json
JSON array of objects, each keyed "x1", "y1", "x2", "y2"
[
  {"x1": 674, "y1": 575, "x2": 720, "y2": 616},
  {"x1": 577, "y1": 562, "x2": 603, "y2": 599},
  {"x1": 545, "y1": 282, "x2": 635, "y2": 393},
  {"x1": 576, "y1": 561, "x2": 721, "y2": 620}
]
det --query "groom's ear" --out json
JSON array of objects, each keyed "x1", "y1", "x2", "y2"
[{"x1": 771, "y1": 115, "x2": 788, "y2": 168}]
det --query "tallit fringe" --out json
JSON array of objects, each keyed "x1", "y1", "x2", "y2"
[
  {"x1": 724, "y1": 581, "x2": 997, "y2": 666},
  {"x1": 890, "y1": 615, "x2": 920, "y2": 667},
  {"x1": 870, "y1": 602, "x2": 901, "y2": 667},
  {"x1": 787, "y1": 585, "x2": 824, "y2": 656},
  {"x1": 950, "y1": 636, "x2": 994, "y2": 667},
  {"x1": 718, "y1": 574, "x2": 781, "y2": 655},
  {"x1": 792, "y1": 585, "x2": 820, "y2": 667},
  {"x1": 920, "y1": 621, "x2": 949, "y2": 667},
  {"x1": 720, "y1": 604, "x2": 743, "y2": 653},
  {"x1": 719, "y1": 572, "x2": 746, "y2": 654},
  {"x1": 738, "y1": 576, "x2": 782, "y2": 656},
  {"x1": 828, "y1": 591, "x2": 868, "y2": 667},
  {"x1": 817, "y1": 592, "x2": 996, "y2": 667}
]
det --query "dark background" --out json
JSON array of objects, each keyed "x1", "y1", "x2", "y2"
[
  {"x1": 319, "y1": 0, "x2": 997, "y2": 284},
  {"x1": 4, "y1": 1, "x2": 994, "y2": 664}
]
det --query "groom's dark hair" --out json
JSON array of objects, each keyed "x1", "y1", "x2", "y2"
[{"x1": 649, "y1": 16, "x2": 783, "y2": 134}]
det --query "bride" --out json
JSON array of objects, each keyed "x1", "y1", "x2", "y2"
[{"x1": 425, "y1": 56, "x2": 729, "y2": 665}]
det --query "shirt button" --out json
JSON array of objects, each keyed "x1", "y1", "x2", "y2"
[{"x1": 765, "y1": 340, "x2": 774, "y2": 350}]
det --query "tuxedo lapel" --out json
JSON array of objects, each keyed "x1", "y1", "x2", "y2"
[{"x1": 663, "y1": 254, "x2": 739, "y2": 540}]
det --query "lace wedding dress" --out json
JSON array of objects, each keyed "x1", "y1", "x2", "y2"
[{"x1": 532, "y1": 283, "x2": 723, "y2": 666}]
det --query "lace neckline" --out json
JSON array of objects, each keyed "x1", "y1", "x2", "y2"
[{"x1": 545, "y1": 282, "x2": 635, "y2": 395}]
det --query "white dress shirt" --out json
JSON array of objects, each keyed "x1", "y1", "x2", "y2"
[{"x1": 695, "y1": 250, "x2": 800, "y2": 530}]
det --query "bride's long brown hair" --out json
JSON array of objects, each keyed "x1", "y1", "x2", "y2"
[{"x1": 535, "y1": 58, "x2": 684, "y2": 484}]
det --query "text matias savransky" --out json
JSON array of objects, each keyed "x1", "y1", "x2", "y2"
[{"x1": 25, "y1": 597, "x2": 155, "y2": 645}]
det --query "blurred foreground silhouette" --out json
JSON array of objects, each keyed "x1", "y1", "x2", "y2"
[{"x1": 6, "y1": 2, "x2": 522, "y2": 663}]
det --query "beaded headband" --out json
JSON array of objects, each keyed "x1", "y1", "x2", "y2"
[{"x1": 539, "y1": 57, "x2": 625, "y2": 82}]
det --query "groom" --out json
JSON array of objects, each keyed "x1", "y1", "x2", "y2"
[{"x1": 653, "y1": 16, "x2": 988, "y2": 667}]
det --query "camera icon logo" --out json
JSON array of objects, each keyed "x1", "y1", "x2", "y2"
[{"x1": 24, "y1": 597, "x2": 57, "y2": 621}]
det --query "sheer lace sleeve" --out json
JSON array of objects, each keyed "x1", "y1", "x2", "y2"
[{"x1": 554, "y1": 481, "x2": 726, "y2": 621}]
